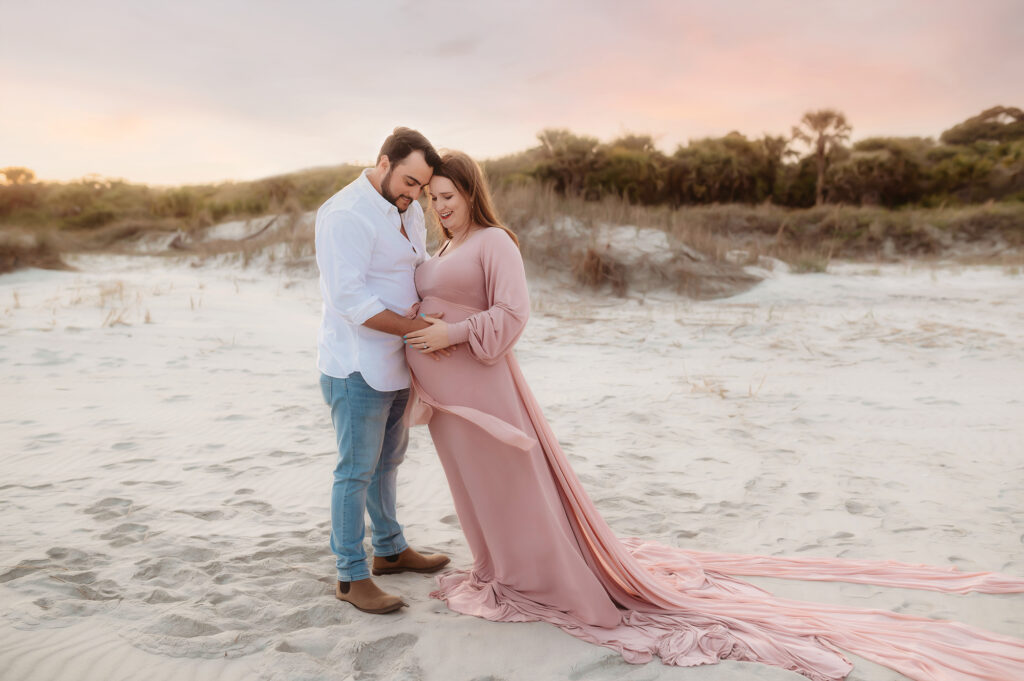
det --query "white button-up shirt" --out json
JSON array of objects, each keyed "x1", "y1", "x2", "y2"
[{"x1": 315, "y1": 169, "x2": 428, "y2": 391}]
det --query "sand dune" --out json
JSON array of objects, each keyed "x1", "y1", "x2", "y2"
[{"x1": 1, "y1": 255, "x2": 1021, "y2": 680}]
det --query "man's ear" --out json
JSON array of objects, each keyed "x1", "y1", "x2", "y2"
[{"x1": 377, "y1": 154, "x2": 391, "y2": 173}]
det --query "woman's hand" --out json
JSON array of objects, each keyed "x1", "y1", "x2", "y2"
[{"x1": 404, "y1": 315, "x2": 452, "y2": 354}]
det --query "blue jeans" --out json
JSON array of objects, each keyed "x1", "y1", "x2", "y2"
[{"x1": 320, "y1": 372, "x2": 410, "y2": 581}]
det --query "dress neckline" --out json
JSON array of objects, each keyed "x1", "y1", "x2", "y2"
[{"x1": 435, "y1": 227, "x2": 487, "y2": 260}]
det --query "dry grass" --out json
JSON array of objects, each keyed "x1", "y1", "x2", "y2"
[
  {"x1": 166, "y1": 183, "x2": 1015, "y2": 297},
  {"x1": 488, "y1": 183, "x2": 1024, "y2": 292},
  {"x1": 492, "y1": 184, "x2": 764, "y2": 296},
  {"x1": 178, "y1": 211, "x2": 315, "y2": 269},
  {"x1": 5, "y1": 179, "x2": 1022, "y2": 299},
  {"x1": 65, "y1": 218, "x2": 182, "y2": 252},
  {"x1": 0, "y1": 230, "x2": 68, "y2": 274},
  {"x1": 571, "y1": 247, "x2": 628, "y2": 296}
]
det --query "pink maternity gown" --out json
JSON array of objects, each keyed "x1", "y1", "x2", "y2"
[{"x1": 404, "y1": 226, "x2": 1024, "y2": 681}]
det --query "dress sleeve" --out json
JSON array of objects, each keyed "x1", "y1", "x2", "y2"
[{"x1": 445, "y1": 230, "x2": 529, "y2": 366}]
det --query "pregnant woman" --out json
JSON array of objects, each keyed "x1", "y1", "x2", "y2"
[{"x1": 402, "y1": 151, "x2": 1024, "y2": 681}]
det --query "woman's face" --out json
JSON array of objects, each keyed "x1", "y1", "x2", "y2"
[{"x1": 429, "y1": 176, "x2": 471, "y2": 236}]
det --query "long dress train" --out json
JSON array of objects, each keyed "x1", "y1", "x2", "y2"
[{"x1": 404, "y1": 227, "x2": 1024, "y2": 681}]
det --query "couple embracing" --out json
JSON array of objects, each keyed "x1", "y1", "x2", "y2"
[{"x1": 314, "y1": 128, "x2": 1024, "y2": 681}]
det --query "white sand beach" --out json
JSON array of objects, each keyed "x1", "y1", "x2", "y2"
[{"x1": 1, "y1": 254, "x2": 1022, "y2": 681}]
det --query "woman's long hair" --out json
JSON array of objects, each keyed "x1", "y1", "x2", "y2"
[{"x1": 431, "y1": 151, "x2": 519, "y2": 248}]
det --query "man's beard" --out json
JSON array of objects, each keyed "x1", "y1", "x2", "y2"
[{"x1": 380, "y1": 167, "x2": 412, "y2": 213}]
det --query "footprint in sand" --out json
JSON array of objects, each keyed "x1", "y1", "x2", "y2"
[
  {"x1": 121, "y1": 479, "x2": 179, "y2": 488},
  {"x1": 45, "y1": 546, "x2": 97, "y2": 568},
  {"x1": 83, "y1": 497, "x2": 135, "y2": 520},
  {"x1": 229, "y1": 499, "x2": 274, "y2": 515},
  {"x1": 844, "y1": 500, "x2": 868, "y2": 515},
  {"x1": 4, "y1": 545, "x2": 121, "y2": 626},
  {"x1": 99, "y1": 522, "x2": 150, "y2": 547},
  {"x1": 146, "y1": 613, "x2": 222, "y2": 638},
  {"x1": 100, "y1": 458, "x2": 154, "y2": 470},
  {"x1": 271, "y1": 602, "x2": 340, "y2": 633},
  {"x1": 248, "y1": 545, "x2": 328, "y2": 574},
  {"x1": 132, "y1": 556, "x2": 206, "y2": 587},
  {"x1": 178, "y1": 546, "x2": 219, "y2": 563},
  {"x1": 145, "y1": 588, "x2": 186, "y2": 604},
  {"x1": 176, "y1": 508, "x2": 228, "y2": 521},
  {"x1": 352, "y1": 633, "x2": 421, "y2": 680},
  {"x1": 274, "y1": 640, "x2": 302, "y2": 653},
  {"x1": 0, "y1": 482, "x2": 54, "y2": 491},
  {"x1": 0, "y1": 559, "x2": 49, "y2": 583},
  {"x1": 54, "y1": 570, "x2": 121, "y2": 600}
]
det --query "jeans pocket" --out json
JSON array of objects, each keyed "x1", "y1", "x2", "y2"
[{"x1": 319, "y1": 373, "x2": 333, "y2": 405}]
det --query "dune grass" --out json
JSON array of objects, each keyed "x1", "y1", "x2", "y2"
[
  {"x1": 3, "y1": 168, "x2": 1022, "y2": 295},
  {"x1": 0, "y1": 230, "x2": 68, "y2": 274},
  {"x1": 492, "y1": 182, "x2": 1024, "y2": 261},
  {"x1": 485, "y1": 183, "x2": 1024, "y2": 291}
]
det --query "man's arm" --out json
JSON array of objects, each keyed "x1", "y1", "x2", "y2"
[
  {"x1": 364, "y1": 309, "x2": 432, "y2": 337},
  {"x1": 316, "y1": 208, "x2": 389, "y2": 324},
  {"x1": 316, "y1": 208, "x2": 450, "y2": 357},
  {"x1": 365, "y1": 310, "x2": 453, "y2": 359}
]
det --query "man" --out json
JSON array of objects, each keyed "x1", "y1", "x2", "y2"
[{"x1": 315, "y1": 127, "x2": 450, "y2": 614}]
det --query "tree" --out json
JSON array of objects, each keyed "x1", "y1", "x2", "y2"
[
  {"x1": 756, "y1": 135, "x2": 793, "y2": 201},
  {"x1": 792, "y1": 110, "x2": 852, "y2": 206},
  {"x1": 829, "y1": 138, "x2": 930, "y2": 206},
  {"x1": 0, "y1": 167, "x2": 41, "y2": 216},
  {"x1": 585, "y1": 134, "x2": 666, "y2": 204},
  {"x1": 940, "y1": 106, "x2": 1024, "y2": 145},
  {"x1": 667, "y1": 133, "x2": 770, "y2": 204},
  {"x1": 0, "y1": 167, "x2": 36, "y2": 185},
  {"x1": 534, "y1": 129, "x2": 601, "y2": 196},
  {"x1": 607, "y1": 133, "x2": 658, "y2": 154}
]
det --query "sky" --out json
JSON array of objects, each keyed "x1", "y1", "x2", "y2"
[{"x1": 2, "y1": 0, "x2": 1022, "y2": 185}]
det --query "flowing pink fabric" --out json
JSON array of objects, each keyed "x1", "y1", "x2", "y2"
[{"x1": 405, "y1": 227, "x2": 1024, "y2": 681}]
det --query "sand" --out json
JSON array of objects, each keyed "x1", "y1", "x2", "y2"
[{"x1": 1, "y1": 254, "x2": 1021, "y2": 681}]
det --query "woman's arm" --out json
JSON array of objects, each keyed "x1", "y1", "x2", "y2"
[{"x1": 405, "y1": 229, "x2": 529, "y2": 365}]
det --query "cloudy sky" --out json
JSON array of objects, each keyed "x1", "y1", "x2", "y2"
[{"x1": 2, "y1": 0, "x2": 1022, "y2": 185}]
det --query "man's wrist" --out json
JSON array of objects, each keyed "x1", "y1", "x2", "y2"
[{"x1": 406, "y1": 318, "x2": 431, "y2": 334}]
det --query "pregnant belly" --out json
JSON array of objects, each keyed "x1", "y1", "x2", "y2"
[{"x1": 405, "y1": 297, "x2": 505, "y2": 409}]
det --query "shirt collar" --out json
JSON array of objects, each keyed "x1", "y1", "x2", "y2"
[{"x1": 357, "y1": 168, "x2": 401, "y2": 221}]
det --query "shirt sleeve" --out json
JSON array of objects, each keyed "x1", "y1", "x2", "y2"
[
  {"x1": 446, "y1": 229, "x2": 530, "y2": 365},
  {"x1": 315, "y1": 208, "x2": 388, "y2": 325}
]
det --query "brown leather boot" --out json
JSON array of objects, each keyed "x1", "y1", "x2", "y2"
[
  {"x1": 372, "y1": 547, "x2": 451, "y2": 576},
  {"x1": 334, "y1": 577, "x2": 406, "y2": 614}
]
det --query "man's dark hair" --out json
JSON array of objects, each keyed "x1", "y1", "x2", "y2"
[{"x1": 377, "y1": 127, "x2": 442, "y2": 170}]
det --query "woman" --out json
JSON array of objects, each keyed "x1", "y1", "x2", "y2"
[{"x1": 402, "y1": 152, "x2": 1024, "y2": 681}]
